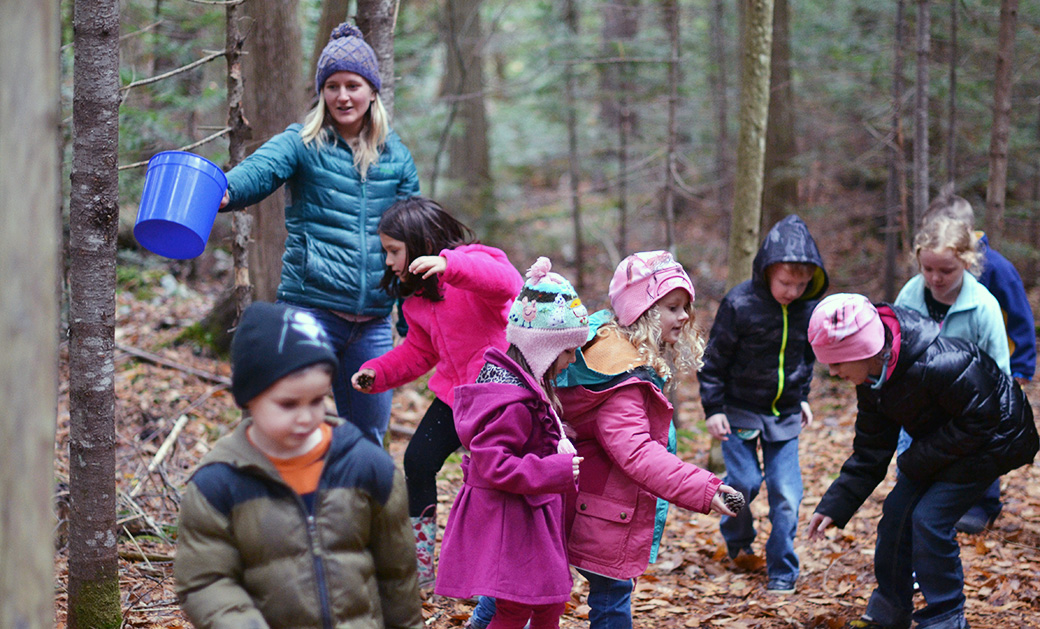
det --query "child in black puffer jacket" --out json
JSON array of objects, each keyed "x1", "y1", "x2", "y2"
[{"x1": 806, "y1": 294, "x2": 1038, "y2": 629}]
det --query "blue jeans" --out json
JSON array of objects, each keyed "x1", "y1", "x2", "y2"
[
  {"x1": 286, "y1": 304, "x2": 394, "y2": 443},
  {"x1": 719, "y1": 434, "x2": 802, "y2": 583},
  {"x1": 469, "y1": 597, "x2": 496, "y2": 629},
  {"x1": 866, "y1": 473, "x2": 992, "y2": 629},
  {"x1": 900, "y1": 429, "x2": 1002, "y2": 522},
  {"x1": 577, "y1": 569, "x2": 633, "y2": 629}
]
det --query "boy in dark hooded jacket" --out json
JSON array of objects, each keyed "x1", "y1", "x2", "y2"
[{"x1": 698, "y1": 214, "x2": 829, "y2": 593}]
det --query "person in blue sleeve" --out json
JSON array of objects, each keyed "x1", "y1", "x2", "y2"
[{"x1": 918, "y1": 185, "x2": 1036, "y2": 533}]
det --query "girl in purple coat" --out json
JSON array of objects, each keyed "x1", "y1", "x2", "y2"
[
  {"x1": 352, "y1": 197, "x2": 523, "y2": 587},
  {"x1": 557, "y1": 251, "x2": 739, "y2": 628},
  {"x1": 436, "y1": 258, "x2": 589, "y2": 629}
]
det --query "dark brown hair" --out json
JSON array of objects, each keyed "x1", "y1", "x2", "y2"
[{"x1": 377, "y1": 197, "x2": 476, "y2": 301}]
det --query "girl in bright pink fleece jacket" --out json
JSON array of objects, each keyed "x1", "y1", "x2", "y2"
[
  {"x1": 351, "y1": 197, "x2": 522, "y2": 587},
  {"x1": 556, "y1": 251, "x2": 738, "y2": 628}
]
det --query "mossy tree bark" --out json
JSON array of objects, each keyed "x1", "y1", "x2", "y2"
[
  {"x1": 68, "y1": 0, "x2": 122, "y2": 626},
  {"x1": 727, "y1": 0, "x2": 774, "y2": 290}
]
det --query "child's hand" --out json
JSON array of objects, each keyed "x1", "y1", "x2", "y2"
[
  {"x1": 807, "y1": 512, "x2": 834, "y2": 541},
  {"x1": 706, "y1": 413, "x2": 731, "y2": 441},
  {"x1": 800, "y1": 401, "x2": 814, "y2": 429},
  {"x1": 409, "y1": 255, "x2": 447, "y2": 279},
  {"x1": 219, "y1": 189, "x2": 230, "y2": 209},
  {"x1": 351, "y1": 369, "x2": 376, "y2": 392},
  {"x1": 710, "y1": 484, "x2": 741, "y2": 517},
  {"x1": 572, "y1": 456, "x2": 583, "y2": 481}
]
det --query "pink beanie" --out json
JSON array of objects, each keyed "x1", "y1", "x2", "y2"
[
  {"x1": 807, "y1": 293, "x2": 885, "y2": 364},
  {"x1": 609, "y1": 251, "x2": 695, "y2": 327}
]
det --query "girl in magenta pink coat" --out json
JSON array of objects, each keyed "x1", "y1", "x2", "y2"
[
  {"x1": 351, "y1": 197, "x2": 523, "y2": 587},
  {"x1": 556, "y1": 251, "x2": 738, "y2": 628},
  {"x1": 436, "y1": 258, "x2": 589, "y2": 629}
]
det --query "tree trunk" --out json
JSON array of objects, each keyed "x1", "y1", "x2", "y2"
[
  {"x1": 1030, "y1": 97, "x2": 1040, "y2": 289},
  {"x1": 884, "y1": 0, "x2": 909, "y2": 301},
  {"x1": 67, "y1": 0, "x2": 122, "y2": 626},
  {"x1": 709, "y1": 0, "x2": 732, "y2": 216},
  {"x1": 0, "y1": 3, "x2": 60, "y2": 627},
  {"x1": 598, "y1": 0, "x2": 640, "y2": 130},
  {"x1": 912, "y1": 0, "x2": 930, "y2": 230},
  {"x1": 563, "y1": 0, "x2": 585, "y2": 290},
  {"x1": 985, "y1": 0, "x2": 1019, "y2": 247},
  {"x1": 227, "y1": 0, "x2": 253, "y2": 318},
  {"x1": 356, "y1": 0, "x2": 400, "y2": 121},
  {"x1": 442, "y1": 0, "x2": 495, "y2": 237},
  {"x1": 618, "y1": 86, "x2": 631, "y2": 256},
  {"x1": 310, "y1": 0, "x2": 353, "y2": 99},
  {"x1": 761, "y1": 0, "x2": 796, "y2": 233},
  {"x1": 662, "y1": 0, "x2": 680, "y2": 253},
  {"x1": 944, "y1": 0, "x2": 957, "y2": 185},
  {"x1": 727, "y1": 0, "x2": 774, "y2": 290},
  {"x1": 242, "y1": 0, "x2": 304, "y2": 302}
]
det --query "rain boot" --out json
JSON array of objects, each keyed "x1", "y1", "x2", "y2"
[{"x1": 411, "y1": 507, "x2": 437, "y2": 588}]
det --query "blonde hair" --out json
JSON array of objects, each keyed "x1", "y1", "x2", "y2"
[
  {"x1": 599, "y1": 302, "x2": 706, "y2": 391},
  {"x1": 912, "y1": 215, "x2": 981, "y2": 276},
  {"x1": 300, "y1": 91, "x2": 389, "y2": 177},
  {"x1": 923, "y1": 182, "x2": 976, "y2": 226}
]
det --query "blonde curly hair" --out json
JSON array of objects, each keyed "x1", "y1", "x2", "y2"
[{"x1": 598, "y1": 301, "x2": 706, "y2": 391}]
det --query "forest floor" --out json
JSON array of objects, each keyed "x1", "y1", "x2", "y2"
[{"x1": 53, "y1": 196, "x2": 1040, "y2": 628}]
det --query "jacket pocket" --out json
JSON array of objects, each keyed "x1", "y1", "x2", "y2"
[{"x1": 568, "y1": 492, "x2": 634, "y2": 565}]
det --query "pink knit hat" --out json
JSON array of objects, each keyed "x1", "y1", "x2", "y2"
[
  {"x1": 609, "y1": 251, "x2": 695, "y2": 327},
  {"x1": 807, "y1": 293, "x2": 885, "y2": 364}
]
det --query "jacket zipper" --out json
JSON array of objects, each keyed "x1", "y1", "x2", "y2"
[
  {"x1": 771, "y1": 303, "x2": 788, "y2": 416},
  {"x1": 303, "y1": 511, "x2": 334, "y2": 629},
  {"x1": 358, "y1": 169, "x2": 369, "y2": 313}
]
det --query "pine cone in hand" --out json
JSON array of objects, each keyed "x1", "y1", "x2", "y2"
[
  {"x1": 356, "y1": 373, "x2": 374, "y2": 389},
  {"x1": 723, "y1": 491, "x2": 746, "y2": 515}
]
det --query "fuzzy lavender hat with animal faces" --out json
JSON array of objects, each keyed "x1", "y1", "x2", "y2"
[
  {"x1": 231, "y1": 302, "x2": 338, "y2": 408},
  {"x1": 506, "y1": 257, "x2": 589, "y2": 381}
]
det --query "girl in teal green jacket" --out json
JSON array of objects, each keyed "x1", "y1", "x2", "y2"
[{"x1": 220, "y1": 23, "x2": 419, "y2": 443}]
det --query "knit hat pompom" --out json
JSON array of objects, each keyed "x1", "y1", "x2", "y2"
[
  {"x1": 314, "y1": 21, "x2": 381, "y2": 95},
  {"x1": 506, "y1": 257, "x2": 589, "y2": 381},
  {"x1": 330, "y1": 23, "x2": 364, "y2": 40},
  {"x1": 231, "y1": 302, "x2": 339, "y2": 408}
]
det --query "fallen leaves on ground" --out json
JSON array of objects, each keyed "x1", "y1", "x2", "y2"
[{"x1": 53, "y1": 276, "x2": 1040, "y2": 629}]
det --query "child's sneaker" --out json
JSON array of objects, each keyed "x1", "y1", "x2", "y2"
[{"x1": 766, "y1": 577, "x2": 796, "y2": 594}]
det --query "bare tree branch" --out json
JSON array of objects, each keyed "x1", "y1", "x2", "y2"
[
  {"x1": 120, "y1": 49, "x2": 227, "y2": 93},
  {"x1": 118, "y1": 127, "x2": 232, "y2": 170}
]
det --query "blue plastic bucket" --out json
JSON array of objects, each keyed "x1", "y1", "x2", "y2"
[{"x1": 134, "y1": 151, "x2": 228, "y2": 259}]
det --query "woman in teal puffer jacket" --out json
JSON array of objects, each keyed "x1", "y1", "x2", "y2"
[{"x1": 220, "y1": 23, "x2": 419, "y2": 443}]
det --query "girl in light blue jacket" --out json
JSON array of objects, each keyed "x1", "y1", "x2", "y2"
[
  {"x1": 894, "y1": 215, "x2": 1009, "y2": 375},
  {"x1": 219, "y1": 23, "x2": 419, "y2": 443}
]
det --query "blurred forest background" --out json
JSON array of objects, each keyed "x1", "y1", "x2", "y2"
[{"x1": 64, "y1": 0, "x2": 1040, "y2": 308}]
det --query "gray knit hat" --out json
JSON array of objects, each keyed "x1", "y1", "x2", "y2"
[{"x1": 314, "y1": 22, "x2": 381, "y2": 94}]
